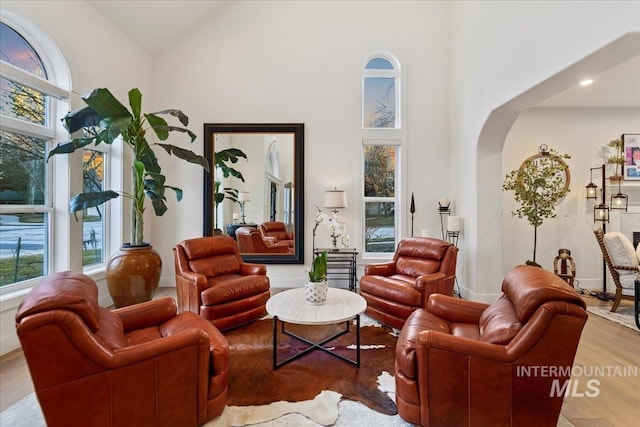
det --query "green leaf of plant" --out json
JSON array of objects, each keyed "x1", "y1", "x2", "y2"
[
  {"x1": 128, "y1": 88, "x2": 142, "y2": 119},
  {"x1": 48, "y1": 137, "x2": 97, "y2": 160},
  {"x1": 82, "y1": 88, "x2": 131, "y2": 121},
  {"x1": 165, "y1": 185, "x2": 183, "y2": 202},
  {"x1": 153, "y1": 108, "x2": 189, "y2": 126},
  {"x1": 69, "y1": 191, "x2": 119, "y2": 213},
  {"x1": 62, "y1": 106, "x2": 103, "y2": 133},
  {"x1": 156, "y1": 143, "x2": 210, "y2": 171},
  {"x1": 152, "y1": 125, "x2": 197, "y2": 143},
  {"x1": 146, "y1": 114, "x2": 169, "y2": 140}
]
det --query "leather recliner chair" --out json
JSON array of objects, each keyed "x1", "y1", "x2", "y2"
[
  {"x1": 395, "y1": 265, "x2": 588, "y2": 427},
  {"x1": 359, "y1": 237, "x2": 458, "y2": 329},
  {"x1": 235, "y1": 226, "x2": 291, "y2": 254},
  {"x1": 15, "y1": 271, "x2": 229, "y2": 427},
  {"x1": 173, "y1": 235, "x2": 271, "y2": 331},
  {"x1": 258, "y1": 221, "x2": 294, "y2": 249}
]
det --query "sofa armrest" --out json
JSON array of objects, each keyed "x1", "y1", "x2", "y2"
[
  {"x1": 107, "y1": 328, "x2": 212, "y2": 368},
  {"x1": 241, "y1": 262, "x2": 267, "y2": 276},
  {"x1": 115, "y1": 297, "x2": 177, "y2": 332},
  {"x1": 364, "y1": 261, "x2": 396, "y2": 276},
  {"x1": 417, "y1": 329, "x2": 509, "y2": 362},
  {"x1": 427, "y1": 294, "x2": 488, "y2": 323}
]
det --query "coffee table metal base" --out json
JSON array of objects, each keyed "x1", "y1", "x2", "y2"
[{"x1": 272, "y1": 315, "x2": 361, "y2": 369}]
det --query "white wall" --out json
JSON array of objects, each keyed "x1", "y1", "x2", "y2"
[
  {"x1": 503, "y1": 108, "x2": 640, "y2": 293},
  {"x1": 449, "y1": 0, "x2": 640, "y2": 301},
  {"x1": 150, "y1": 0, "x2": 452, "y2": 286}
]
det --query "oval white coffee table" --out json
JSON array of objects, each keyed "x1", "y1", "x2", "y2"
[{"x1": 266, "y1": 287, "x2": 367, "y2": 369}]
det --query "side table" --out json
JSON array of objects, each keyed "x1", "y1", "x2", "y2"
[{"x1": 314, "y1": 248, "x2": 358, "y2": 292}]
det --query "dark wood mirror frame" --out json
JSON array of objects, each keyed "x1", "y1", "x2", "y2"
[{"x1": 203, "y1": 123, "x2": 304, "y2": 264}]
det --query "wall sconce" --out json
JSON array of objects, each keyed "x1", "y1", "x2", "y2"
[
  {"x1": 324, "y1": 188, "x2": 347, "y2": 214},
  {"x1": 238, "y1": 191, "x2": 251, "y2": 224}
]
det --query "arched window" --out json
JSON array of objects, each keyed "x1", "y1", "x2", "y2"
[
  {"x1": 362, "y1": 54, "x2": 400, "y2": 129},
  {"x1": 0, "y1": 16, "x2": 70, "y2": 287},
  {"x1": 361, "y1": 53, "x2": 402, "y2": 256}
]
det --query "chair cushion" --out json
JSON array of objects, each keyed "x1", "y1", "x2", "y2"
[
  {"x1": 15, "y1": 271, "x2": 101, "y2": 331},
  {"x1": 190, "y1": 254, "x2": 241, "y2": 277},
  {"x1": 502, "y1": 265, "x2": 586, "y2": 323},
  {"x1": 478, "y1": 295, "x2": 522, "y2": 344},
  {"x1": 604, "y1": 231, "x2": 639, "y2": 275},
  {"x1": 202, "y1": 275, "x2": 270, "y2": 305},
  {"x1": 359, "y1": 275, "x2": 422, "y2": 306}
]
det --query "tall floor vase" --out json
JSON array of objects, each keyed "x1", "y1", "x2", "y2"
[{"x1": 106, "y1": 244, "x2": 162, "y2": 308}]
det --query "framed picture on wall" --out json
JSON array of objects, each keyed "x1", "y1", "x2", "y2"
[{"x1": 623, "y1": 133, "x2": 640, "y2": 180}]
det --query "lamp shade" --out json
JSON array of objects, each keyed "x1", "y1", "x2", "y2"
[
  {"x1": 238, "y1": 191, "x2": 251, "y2": 202},
  {"x1": 324, "y1": 189, "x2": 347, "y2": 209}
]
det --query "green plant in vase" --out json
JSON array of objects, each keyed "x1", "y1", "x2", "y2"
[
  {"x1": 48, "y1": 87, "x2": 209, "y2": 307},
  {"x1": 306, "y1": 251, "x2": 328, "y2": 305},
  {"x1": 308, "y1": 251, "x2": 328, "y2": 282}
]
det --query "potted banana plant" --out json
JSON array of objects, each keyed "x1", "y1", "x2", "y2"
[{"x1": 48, "y1": 87, "x2": 209, "y2": 307}]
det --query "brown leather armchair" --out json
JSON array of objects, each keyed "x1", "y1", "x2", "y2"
[
  {"x1": 235, "y1": 226, "x2": 291, "y2": 253},
  {"x1": 259, "y1": 221, "x2": 294, "y2": 248},
  {"x1": 395, "y1": 265, "x2": 587, "y2": 427},
  {"x1": 359, "y1": 237, "x2": 458, "y2": 329},
  {"x1": 173, "y1": 236, "x2": 271, "y2": 331},
  {"x1": 15, "y1": 271, "x2": 229, "y2": 427}
]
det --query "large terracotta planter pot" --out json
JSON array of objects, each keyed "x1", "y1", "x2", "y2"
[{"x1": 106, "y1": 244, "x2": 162, "y2": 308}]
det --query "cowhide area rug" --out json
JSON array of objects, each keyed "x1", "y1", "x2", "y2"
[{"x1": 210, "y1": 316, "x2": 399, "y2": 426}]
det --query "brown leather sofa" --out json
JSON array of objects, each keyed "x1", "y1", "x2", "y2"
[
  {"x1": 259, "y1": 221, "x2": 294, "y2": 248},
  {"x1": 173, "y1": 236, "x2": 271, "y2": 330},
  {"x1": 395, "y1": 265, "x2": 588, "y2": 427},
  {"x1": 235, "y1": 226, "x2": 291, "y2": 253},
  {"x1": 15, "y1": 271, "x2": 228, "y2": 427},
  {"x1": 359, "y1": 237, "x2": 458, "y2": 329}
]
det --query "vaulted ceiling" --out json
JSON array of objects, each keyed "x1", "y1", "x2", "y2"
[{"x1": 87, "y1": 0, "x2": 640, "y2": 109}]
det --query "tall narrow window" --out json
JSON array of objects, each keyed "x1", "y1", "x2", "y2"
[
  {"x1": 363, "y1": 143, "x2": 398, "y2": 253},
  {"x1": 361, "y1": 53, "x2": 402, "y2": 257},
  {"x1": 0, "y1": 19, "x2": 69, "y2": 286},
  {"x1": 82, "y1": 149, "x2": 106, "y2": 266}
]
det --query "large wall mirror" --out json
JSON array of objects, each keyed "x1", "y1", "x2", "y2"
[{"x1": 203, "y1": 123, "x2": 304, "y2": 264}]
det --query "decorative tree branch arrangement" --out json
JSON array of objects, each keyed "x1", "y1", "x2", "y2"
[{"x1": 503, "y1": 146, "x2": 570, "y2": 266}]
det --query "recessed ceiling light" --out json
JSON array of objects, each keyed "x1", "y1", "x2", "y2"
[{"x1": 579, "y1": 79, "x2": 594, "y2": 86}]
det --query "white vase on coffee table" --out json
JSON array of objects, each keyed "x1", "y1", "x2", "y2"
[{"x1": 305, "y1": 280, "x2": 329, "y2": 305}]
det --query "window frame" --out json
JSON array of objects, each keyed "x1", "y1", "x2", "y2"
[
  {"x1": 0, "y1": 15, "x2": 71, "y2": 291},
  {"x1": 360, "y1": 52, "x2": 405, "y2": 260}
]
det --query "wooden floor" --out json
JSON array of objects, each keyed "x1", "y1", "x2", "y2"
[{"x1": 2, "y1": 290, "x2": 638, "y2": 426}]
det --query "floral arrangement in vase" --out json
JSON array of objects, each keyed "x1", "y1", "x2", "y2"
[{"x1": 313, "y1": 207, "x2": 350, "y2": 250}]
